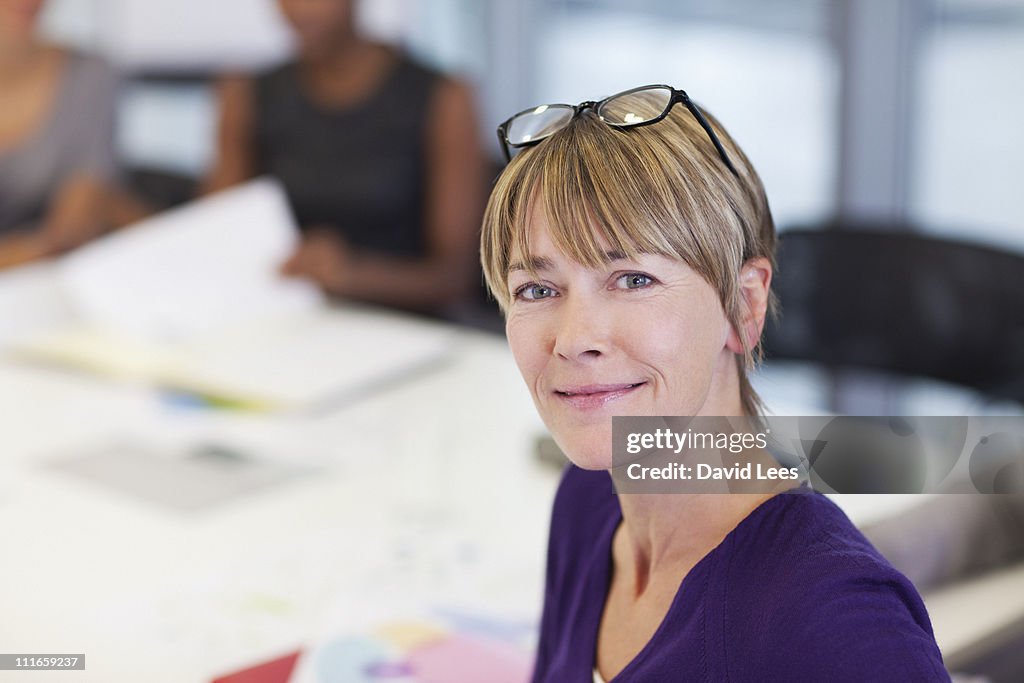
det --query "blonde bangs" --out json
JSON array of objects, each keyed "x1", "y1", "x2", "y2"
[{"x1": 482, "y1": 110, "x2": 751, "y2": 313}]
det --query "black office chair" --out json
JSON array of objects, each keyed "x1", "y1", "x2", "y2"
[{"x1": 763, "y1": 224, "x2": 1024, "y2": 407}]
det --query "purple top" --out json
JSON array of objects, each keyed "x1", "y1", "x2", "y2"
[{"x1": 532, "y1": 465, "x2": 950, "y2": 682}]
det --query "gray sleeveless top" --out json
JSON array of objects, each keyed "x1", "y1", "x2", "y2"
[
  {"x1": 0, "y1": 51, "x2": 118, "y2": 236},
  {"x1": 253, "y1": 54, "x2": 440, "y2": 258}
]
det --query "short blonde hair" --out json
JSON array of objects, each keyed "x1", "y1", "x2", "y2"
[{"x1": 480, "y1": 103, "x2": 777, "y2": 416}]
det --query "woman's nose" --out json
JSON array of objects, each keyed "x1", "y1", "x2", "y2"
[{"x1": 552, "y1": 293, "x2": 609, "y2": 361}]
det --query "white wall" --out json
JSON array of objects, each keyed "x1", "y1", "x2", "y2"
[{"x1": 37, "y1": 0, "x2": 459, "y2": 72}]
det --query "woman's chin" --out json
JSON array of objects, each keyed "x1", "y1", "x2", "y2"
[
  {"x1": 555, "y1": 436, "x2": 613, "y2": 471},
  {"x1": 567, "y1": 457, "x2": 611, "y2": 471}
]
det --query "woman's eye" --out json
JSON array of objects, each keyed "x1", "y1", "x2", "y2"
[
  {"x1": 617, "y1": 273, "x2": 654, "y2": 290},
  {"x1": 515, "y1": 284, "x2": 557, "y2": 300}
]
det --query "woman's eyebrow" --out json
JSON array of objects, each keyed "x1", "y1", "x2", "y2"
[
  {"x1": 603, "y1": 249, "x2": 629, "y2": 262},
  {"x1": 508, "y1": 250, "x2": 632, "y2": 273},
  {"x1": 508, "y1": 256, "x2": 554, "y2": 273}
]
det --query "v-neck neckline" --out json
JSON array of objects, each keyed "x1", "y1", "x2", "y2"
[{"x1": 587, "y1": 489, "x2": 792, "y2": 682}]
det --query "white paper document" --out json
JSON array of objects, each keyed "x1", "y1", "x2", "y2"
[
  {"x1": 59, "y1": 177, "x2": 323, "y2": 341},
  {"x1": 11, "y1": 179, "x2": 457, "y2": 411}
]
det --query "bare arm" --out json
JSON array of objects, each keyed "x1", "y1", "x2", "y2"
[
  {"x1": 0, "y1": 231, "x2": 51, "y2": 269},
  {"x1": 285, "y1": 77, "x2": 486, "y2": 312},
  {"x1": 201, "y1": 74, "x2": 256, "y2": 195},
  {"x1": 0, "y1": 172, "x2": 111, "y2": 269},
  {"x1": 40, "y1": 173, "x2": 109, "y2": 248}
]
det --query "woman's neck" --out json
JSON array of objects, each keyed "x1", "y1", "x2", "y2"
[
  {"x1": 297, "y1": 39, "x2": 394, "y2": 107},
  {"x1": 299, "y1": 33, "x2": 379, "y2": 72},
  {"x1": 615, "y1": 489, "x2": 777, "y2": 597},
  {"x1": 611, "y1": 345, "x2": 780, "y2": 594}
]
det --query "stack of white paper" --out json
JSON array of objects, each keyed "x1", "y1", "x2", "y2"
[
  {"x1": 59, "y1": 177, "x2": 323, "y2": 341},
  {"x1": 11, "y1": 179, "x2": 456, "y2": 411}
]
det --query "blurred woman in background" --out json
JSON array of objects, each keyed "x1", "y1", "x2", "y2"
[
  {"x1": 0, "y1": 0, "x2": 121, "y2": 268},
  {"x1": 207, "y1": 0, "x2": 486, "y2": 315}
]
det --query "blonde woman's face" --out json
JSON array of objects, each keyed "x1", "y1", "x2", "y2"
[{"x1": 505, "y1": 205, "x2": 743, "y2": 470}]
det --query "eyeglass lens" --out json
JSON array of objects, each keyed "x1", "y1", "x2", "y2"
[
  {"x1": 598, "y1": 86, "x2": 672, "y2": 126},
  {"x1": 506, "y1": 104, "x2": 575, "y2": 147}
]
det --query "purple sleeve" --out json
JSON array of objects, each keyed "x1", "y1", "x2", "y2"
[
  {"x1": 767, "y1": 589, "x2": 949, "y2": 680},
  {"x1": 743, "y1": 548, "x2": 951, "y2": 681}
]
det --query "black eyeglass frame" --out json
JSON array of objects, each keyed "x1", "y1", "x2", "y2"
[{"x1": 496, "y1": 84, "x2": 739, "y2": 176}]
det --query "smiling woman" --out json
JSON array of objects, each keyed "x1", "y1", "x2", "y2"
[
  {"x1": 480, "y1": 87, "x2": 951, "y2": 682},
  {"x1": 504, "y1": 211, "x2": 758, "y2": 471}
]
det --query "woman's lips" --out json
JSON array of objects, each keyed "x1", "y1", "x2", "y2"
[{"x1": 553, "y1": 382, "x2": 646, "y2": 410}]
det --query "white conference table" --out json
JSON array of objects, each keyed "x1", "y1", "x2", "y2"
[
  {"x1": 0, "y1": 307, "x2": 554, "y2": 683},
  {"x1": 1, "y1": 304, "x2": 1022, "y2": 682}
]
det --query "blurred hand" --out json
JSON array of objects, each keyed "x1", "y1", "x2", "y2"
[
  {"x1": 37, "y1": 220, "x2": 104, "y2": 256},
  {"x1": 279, "y1": 228, "x2": 352, "y2": 294},
  {"x1": 36, "y1": 175, "x2": 114, "y2": 255},
  {"x1": 0, "y1": 229, "x2": 54, "y2": 269}
]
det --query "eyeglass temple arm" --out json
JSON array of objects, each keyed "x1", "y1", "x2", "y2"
[
  {"x1": 496, "y1": 123, "x2": 512, "y2": 163},
  {"x1": 676, "y1": 92, "x2": 740, "y2": 177}
]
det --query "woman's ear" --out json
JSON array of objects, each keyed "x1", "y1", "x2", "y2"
[{"x1": 726, "y1": 257, "x2": 773, "y2": 355}]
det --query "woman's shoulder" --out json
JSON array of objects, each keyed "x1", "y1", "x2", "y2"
[
  {"x1": 388, "y1": 48, "x2": 444, "y2": 84},
  {"x1": 727, "y1": 489, "x2": 920, "y2": 595},
  {"x1": 252, "y1": 58, "x2": 298, "y2": 90},
  {"x1": 59, "y1": 47, "x2": 118, "y2": 84},
  {"x1": 49, "y1": 48, "x2": 118, "y2": 131},
  {"x1": 385, "y1": 49, "x2": 450, "y2": 111},
  {"x1": 714, "y1": 490, "x2": 950, "y2": 681},
  {"x1": 717, "y1": 490, "x2": 937, "y2": 629}
]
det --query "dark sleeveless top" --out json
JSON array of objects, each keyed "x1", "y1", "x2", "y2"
[{"x1": 252, "y1": 54, "x2": 440, "y2": 257}]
